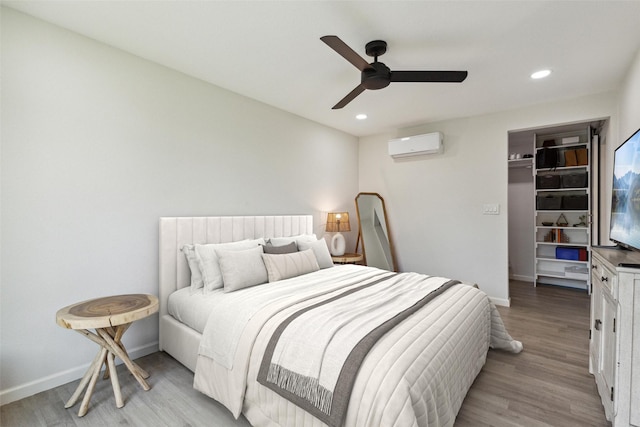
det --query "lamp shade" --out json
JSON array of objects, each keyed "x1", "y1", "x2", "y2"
[{"x1": 325, "y1": 212, "x2": 351, "y2": 233}]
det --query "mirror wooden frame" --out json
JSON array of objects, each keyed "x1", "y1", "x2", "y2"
[{"x1": 355, "y1": 192, "x2": 397, "y2": 272}]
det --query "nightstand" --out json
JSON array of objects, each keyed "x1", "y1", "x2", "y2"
[
  {"x1": 56, "y1": 294, "x2": 158, "y2": 416},
  {"x1": 331, "y1": 253, "x2": 364, "y2": 265}
]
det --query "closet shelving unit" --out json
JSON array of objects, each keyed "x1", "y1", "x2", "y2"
[
  {"x1": 533, "y1": 127, "x2": 592, "y2": 291},
  {"x1": 508, "y1": 158, "x2": 533, "y2": 169}
]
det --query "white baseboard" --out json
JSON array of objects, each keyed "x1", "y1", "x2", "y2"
[
  {"x1": 490, "y1": 297, "x2": 511, "y2": 307},
  {"x1": 0, "y1": 341, "x2": 158, "y2": 406},
  {"x1": 510, "y1": 274, "x2": 534, "y2": 282}
]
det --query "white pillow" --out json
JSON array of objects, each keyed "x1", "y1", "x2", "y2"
[
  {"x1": 195, "y1": 238, "x2": 265, "y2": 292},
  {"x1": 181, "y1": 244, "x2": 204, "y2": 290},
  {"x1": 217, "y1": 246, "x2": 268, "y2": 292},
  {"x1": 297, "y1": 239, "x2": 334, "y2": 269},
  {"x1": 268, "y1": 234, "x2": 317, "y2": 247},
  {"x1": 262, "y1": 249, "x2": 320, "y2": 282}
]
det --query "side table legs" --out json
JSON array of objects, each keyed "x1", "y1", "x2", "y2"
[
  {"x1": 96, "y1": 329, "x2": 150, "y2": 390},
  {"x1": 64, "y1": 348, "x2": 106, "y2": 411},
  {"x1": 65, "y1": 323, "x2": 150, "y2": 417},
  {"x1": 106, "y1": 352, "x2": 123, "y2": 408},
  {"x1": 79, "y1": 347, "x2": 108, "y2": 416}
]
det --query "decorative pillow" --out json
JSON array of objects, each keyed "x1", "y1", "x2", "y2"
[
  {"x1": 181, "y1": 244, "x2": 204, "y2": 290},
  {"x1": 262, "y1": 241, "x2": 298, "y2": 254},
  {"x1": 297, "y1": 239, "x2": 334, "y2": 269},
  {"x1": 217, "y1": 246, "x2": 268, "y2": 292},
  {"x1": 262, "y1": 249, "x2": 320, "y2": 282},
  {"x1": 194, "y1": 238, "x2": 265, "y2": 292},
  {"x1": 268, "y1": 234, "x2": 317, "y2": 247}
]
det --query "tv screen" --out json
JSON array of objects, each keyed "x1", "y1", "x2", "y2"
[{"x1": 610, "y1": 128, "x2": 640, "y2": 250}]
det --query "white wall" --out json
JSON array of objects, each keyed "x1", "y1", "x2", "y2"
[
  {"x1": 595, "y1": 49, "x2": 640, "y2": 248},
  {"x1": 359, "y1": 93, "x2": 617, "y2": 306},
  {"x1": 596, "y1": 49, "x2": 640, "y2": 247},
  {"x1": 0, "y1": 8, "x2": 358, "y2": 403},
  {"x1": 619, "y1": 50, "x2": 640, "y2": 145}
]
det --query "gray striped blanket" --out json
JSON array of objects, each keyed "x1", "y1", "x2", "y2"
[{"x1": 257, "y1": 273, "x2": 460, "y2": 427}]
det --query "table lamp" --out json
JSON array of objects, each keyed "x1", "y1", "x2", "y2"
[{"x1": 326, "y1": 212, "x2": 350, "y2": 256}]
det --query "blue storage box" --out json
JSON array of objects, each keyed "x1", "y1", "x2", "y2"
[{"x1": 556, "y1": 247, "x2": 580, "y2": 260}]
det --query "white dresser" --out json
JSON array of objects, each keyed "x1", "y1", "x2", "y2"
[{"x1": 590, "y1": 247, "x2": 640, "y2": 426}]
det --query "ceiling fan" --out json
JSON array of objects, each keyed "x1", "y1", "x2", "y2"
[{"x1": 320, "y1": 35, "x2": 468, "y2": 109}]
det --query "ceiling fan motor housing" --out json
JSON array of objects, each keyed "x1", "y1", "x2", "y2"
[{"x1": 362, "y1": 62, "x2": 391, "y2": 90}]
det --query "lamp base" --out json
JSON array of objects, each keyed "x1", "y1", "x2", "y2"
[{"x1": 331, "y1": 233, "x2": 346, "y2": 256}]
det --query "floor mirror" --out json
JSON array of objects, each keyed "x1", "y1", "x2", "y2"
[{"x1": 355, "y1": 192, "x2": 397, "y2": 271}]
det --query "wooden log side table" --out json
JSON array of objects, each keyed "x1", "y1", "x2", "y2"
[{"x1": 56, "y1": 294, "x2": 158, "y2": 417}]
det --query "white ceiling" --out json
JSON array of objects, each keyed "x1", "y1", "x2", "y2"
[{"x1": 4, "y1": 1, "x2": 640, "y2": 137}]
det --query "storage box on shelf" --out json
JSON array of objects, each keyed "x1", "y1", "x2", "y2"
[
  {"x1": 533, "y1": 127, "x2": 592, "y2": 291},
  {"x1": 565, "y1": 265, "x2": 589, "y2": 280},
  {"x1": 562, "y1": 172, "x2": 588, "y2": 188},
  {"x1": 536, "y1": 172, "x2": 588, "y2": 189}
]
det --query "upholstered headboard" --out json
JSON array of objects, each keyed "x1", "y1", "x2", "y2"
[{"x1": 158, "y1": 215, "x2": 314, "y2": 318}]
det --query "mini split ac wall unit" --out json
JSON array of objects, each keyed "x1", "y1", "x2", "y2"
[{"x1": 388, "y1": 132, "x2": 443, "y2": 158}]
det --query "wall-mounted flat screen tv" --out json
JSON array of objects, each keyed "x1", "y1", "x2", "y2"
[{"x1": 610, "y1": 128, "x2": 640, "y2": 250}]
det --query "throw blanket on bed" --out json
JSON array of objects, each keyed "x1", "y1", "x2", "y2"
[
  {"x1": 257, "y1": 274, "x2": 460, "y2": 427},
  {"x1": 198, "y1": 268, "x2": 395, "y2": 370}
]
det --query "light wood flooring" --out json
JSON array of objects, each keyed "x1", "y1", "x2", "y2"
[
  {"x1": 1, "y1": 280, "x2": 609, "y2": 426},
  {"x1": 455, "y1": 280, "x2": 608, "y2": 426}
]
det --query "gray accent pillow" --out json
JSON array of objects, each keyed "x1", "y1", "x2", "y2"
[{"x1": 263, "y1": 241, "x2": 298, "y2": 254}]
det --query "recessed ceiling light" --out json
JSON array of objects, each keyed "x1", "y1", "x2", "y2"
[
  {"x1": 356, "y1": 114, "x2": 367, "y2": 120},
  {"x1": 531, "y1": 69, "x2": 551, "y2": 79}
]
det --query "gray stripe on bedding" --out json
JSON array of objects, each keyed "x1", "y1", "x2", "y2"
[
  {"x1": 257, "y1": 275, "x2": 460, "y2": 427},
  {"x1": 257, "y1": 274, "x2": 395, "y2": 420}
]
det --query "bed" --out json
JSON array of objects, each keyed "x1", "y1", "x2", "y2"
[{"x1": 158, "y1": 215, "x2": 521, "y2": 427}]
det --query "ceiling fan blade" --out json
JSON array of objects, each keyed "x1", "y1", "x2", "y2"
[
  {"x1": 332, "y1": 84, "x2": 366, "y2": 109},
  {"x1": 391, "y1": 70, "x2": 468, "y2": 83},
  {"x1": 321, "y1": 35, "x2": 372, "y2": 72}
]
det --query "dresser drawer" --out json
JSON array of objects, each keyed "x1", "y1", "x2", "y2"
[{"x1": 591, "y1": 256, "x2": 617, "y2": 300}]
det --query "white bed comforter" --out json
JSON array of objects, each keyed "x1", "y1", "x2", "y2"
[{"x1": 193, "y1": 265, "x2": 521, "y2": 427}]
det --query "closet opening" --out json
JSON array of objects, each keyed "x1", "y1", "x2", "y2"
[{"x1": 508, "y1": 119, "x2": 608, "y2": 292}]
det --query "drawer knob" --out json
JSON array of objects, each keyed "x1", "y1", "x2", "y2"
[{"x1": 594, "y1": 319, "x2": 602, "y2": 331}]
